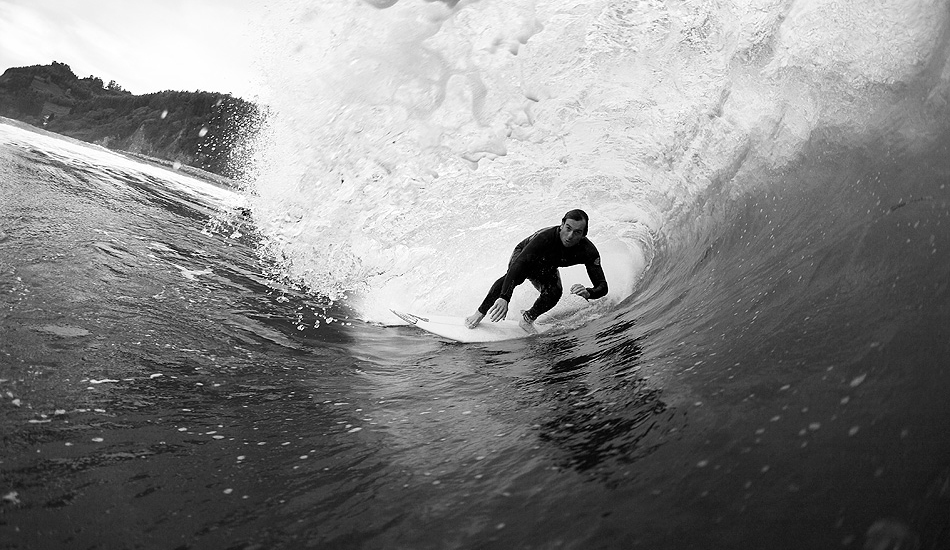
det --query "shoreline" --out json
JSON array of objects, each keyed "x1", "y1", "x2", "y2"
[{"x1": 0, "y1": 115, "x2": 243, "y2": 190}]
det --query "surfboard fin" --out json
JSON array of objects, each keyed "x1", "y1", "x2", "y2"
[{"x1": 391, "y1": 310, "x2": 428, "y2": 325}]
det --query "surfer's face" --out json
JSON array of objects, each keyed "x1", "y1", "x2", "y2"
[{"x1": 559, "y1": 219, "x2": 587, "y2": 247}]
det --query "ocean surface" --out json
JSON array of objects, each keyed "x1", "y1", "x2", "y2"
[{"x1": 3, "y1": 1, "x2": 950, "y2": 548}]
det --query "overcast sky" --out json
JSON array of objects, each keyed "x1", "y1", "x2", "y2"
[{"x1": 0, "y1": 0, "x2": 272, "y2": 99}]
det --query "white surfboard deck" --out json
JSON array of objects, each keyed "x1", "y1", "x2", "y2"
[{"x1": 391, "y1": 310, "x2": 548, "y2": 343}]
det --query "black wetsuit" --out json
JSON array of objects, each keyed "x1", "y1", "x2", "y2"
[{"x1": 477, "y1": 226, "x2": 608, "y2": 320}]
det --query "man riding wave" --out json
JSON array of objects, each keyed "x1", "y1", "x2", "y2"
[{"x1": 465, "y1": 209, "x2": 608, "y2": 333}]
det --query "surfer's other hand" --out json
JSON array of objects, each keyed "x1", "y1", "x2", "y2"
[
  {"x1": 488, "y1": 298, "x2": 509, "y2": 322},
  {"x1": 465, "y1": 312, "x2": 484, "y2": 329}
]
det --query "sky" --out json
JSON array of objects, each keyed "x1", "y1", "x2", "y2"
[{"x1": 0, "y1": 0, "x2": 273, "y2": 99}]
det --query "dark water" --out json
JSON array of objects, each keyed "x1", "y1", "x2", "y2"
[{"x1": 2, "y1": 116, "x2": 950, "y2": 550}]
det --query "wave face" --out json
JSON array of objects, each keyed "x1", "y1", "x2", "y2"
[
  {"x1": 240, "y1": 1, "x2": 950, "y2": 545},
  {"x1": 246, "y1": 0, "x2": 950, "y2": 324}
]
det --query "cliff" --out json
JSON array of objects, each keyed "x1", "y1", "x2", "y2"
[{"x1": 0, "y1": 61, "x2": 264, "y2": 180}]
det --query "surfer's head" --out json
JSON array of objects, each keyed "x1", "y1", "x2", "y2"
[{"x1": 559, "y1": 209, "x2": 588, "y2": 247}]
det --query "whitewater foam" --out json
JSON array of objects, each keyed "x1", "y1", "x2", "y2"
[{"x1": 244, "y1": 0, "x2": 950, "y2": 322}]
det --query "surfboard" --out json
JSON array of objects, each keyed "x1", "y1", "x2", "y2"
[{"x1": 390, "y1": 310, "x2": 547, "y2": 343}]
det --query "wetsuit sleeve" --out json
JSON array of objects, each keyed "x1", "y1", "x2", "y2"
[
  {"x1": 584, "y1": 243, "x2": 608, "y2": 299},
  {"x1": 498, "y1": 254, "x2": 531, "y2": 302},
  {"x1": 585, "y1": 261, "x2": 608, "y2": 299},
  {"x1": 497, "y1": 231, "x2": 549, "y2": 301}
]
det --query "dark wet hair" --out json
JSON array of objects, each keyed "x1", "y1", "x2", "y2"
[{"x1": 562, "y1": 209, "x2": 589, "y2": 225}]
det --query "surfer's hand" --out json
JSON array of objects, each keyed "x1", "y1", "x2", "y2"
[
  {"x1": 570, "y1": 284, "x2": 590, "y2": 299},
  {"x1": 488, "y1": 298, "x2": 509, "y2": 322},
  {"x1": 465, "y1": 312, "x2": 484, "y2": 329}
]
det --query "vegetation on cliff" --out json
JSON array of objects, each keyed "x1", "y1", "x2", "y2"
[{"x1": 0, "y1": 61, "x2": 265, "y2": 180}]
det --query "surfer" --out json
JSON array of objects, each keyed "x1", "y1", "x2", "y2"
[{"x1": 465, "y1": 209, "x2": 608, "y2": 333}]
